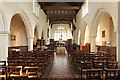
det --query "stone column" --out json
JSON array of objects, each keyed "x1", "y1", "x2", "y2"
[
  {"x1": 81, "y1": 37, "x2": 85, "y2": 46},
  {"x1": 0, "y1": 31, "x2": 9, "y2": 62},
  {"x1": 116, "y1": 30, "x2": 120, "y2": 66},
  {"x1": 90, "y1": 36, "x2": 96, "y2": 53},
  {"x1": 28, "y1": 37, "x2": 34, "y2": 51},
  {"x1": 117, "y1": 2, "x2": 120, "y2": 66}
]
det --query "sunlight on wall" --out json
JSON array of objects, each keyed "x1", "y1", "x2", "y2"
[
  {"x1": 84, "y1": 25, "x2": 90, "y2": 45},
  {"x1": 82, "y1": 0, "x2": 88, "y2": 18},
  {"x1": 96, "y1": 25, "x2": 100, "y2": 42}
]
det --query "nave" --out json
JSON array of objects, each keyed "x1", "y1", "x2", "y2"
[
  {"x1": 1, "y1": 46, "x2": 120, "y2": 80},
  {"x1": 0, "y1": 1, "x2": 120, "y2": 80}
]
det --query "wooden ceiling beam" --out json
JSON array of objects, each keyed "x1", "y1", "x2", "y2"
[
  {"x1": 50, "y1": 21, "x2": 72, "y2": 24},
  {"x1": 42, "y1": 6, "x2": 80, "y2": 10}
]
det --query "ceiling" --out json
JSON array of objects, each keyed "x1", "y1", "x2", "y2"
[{"x1": 38, "y1": 2, "x2": 84, "y2": 25}]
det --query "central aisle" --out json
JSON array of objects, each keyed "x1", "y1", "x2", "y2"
[{"x1": 47, "y1": 52, "x2": 74, "y2": 79}]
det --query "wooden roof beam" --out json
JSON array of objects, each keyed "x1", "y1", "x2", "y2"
[{"x1": 42, "y1": 6, "x2": 80, "y2": 10}]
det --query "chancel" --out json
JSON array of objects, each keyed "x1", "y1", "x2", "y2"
[{"x1": 0, "y1": 0, "x2": 120, "y2": 80}]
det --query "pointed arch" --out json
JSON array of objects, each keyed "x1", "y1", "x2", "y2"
[
  {"x1": 91, "y1": 8, "x2": 115, "y2": 36},
  {"x1": 34, "y1": 24, "x2": 40, "y2": 38},
  {"x1": 0, "y1": 13, "x2": 4, "y2": 32},
  {"x1": 9, "y1": 10, "x2": 32, "y2": 37}
]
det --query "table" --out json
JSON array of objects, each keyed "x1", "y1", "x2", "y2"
[{"x1": 56, "y1": 47, "x2": 66, "y2": 54}]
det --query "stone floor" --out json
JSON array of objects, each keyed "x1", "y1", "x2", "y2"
[{"x1": 46, "y1": 52, "x2": 76, "y2": 79}]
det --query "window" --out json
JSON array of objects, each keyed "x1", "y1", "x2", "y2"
[
  {"x1": 96, "y1": 25, "x2": 100, "y2": 42},
  {"x1": 33, "y1": 0, "x2": 40, "y2": 17},
  {"x1": 82, "y1": 0, "x2": 88, "y2": 18},
  {"x1": 54, "y1": 26, "x2": 67, "y2": 41},
  {"x1": 33, "y1": 0, "x2": 36, "y2": 14}
]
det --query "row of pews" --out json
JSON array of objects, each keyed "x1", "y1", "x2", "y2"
[
  {"x1": 68, "y1": 50, "x2": 120, "y2": 79},
  {"x1": 0, "y1": 50, "x2": 54, "y2": 80}
]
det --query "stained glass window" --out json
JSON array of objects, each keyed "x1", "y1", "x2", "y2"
[
  {"x1": 54, "y1": 26, "x2": 67, "y2": 41},
  {"x1": 33, "y1": 0, "x2": 39, "y2": 17}
]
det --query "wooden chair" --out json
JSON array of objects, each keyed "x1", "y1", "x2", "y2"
[
  {"x1": 0, "y1": 61, "x2": 7, "y2": 80},
  {"x1": 105, "y1": 68, "x2": 119, "y2": 80},
  {"x1": 79, "y1": 62, "x2": 92, "y2": 79},
  {"x1": 106, "y1": 61, "x2": 118, "y2": 69},
  {"x1": 86, "y1": 69, "x2": 103, "y2": 80},
  {"x1": 24, "y1": 66, "x2": 42, "y2": 79},
  {"x1": 8, "y1": 66, "x2": 27, "y2": 80},
  {"x1": 93, "y1": 61, "x2": 106, "y2": 69},
  {"x1": 7, "y1": 57, "x2": 18, "y2": 66}
]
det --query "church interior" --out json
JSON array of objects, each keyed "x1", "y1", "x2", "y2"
[{"x1": 0, "y1": 0, "x2": 120, "y2": 79}]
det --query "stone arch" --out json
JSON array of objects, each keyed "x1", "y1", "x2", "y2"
[
  {"x1": 91, "y1": 8, "x2": 116, "y2": 36},
  {"x1": 82, "y1": 21, "x2": 88, "y2": 39},
  {"x1": 9, "y1": 14, "x2": 29, "y2": 47},
  {"x1": 0, "y1": 13, "x2": 4, "y2": 32},
  {"x1": 9, "y1": 10, "x2": 32, "y2": 37},
  {"x1": 80, "y1": 21, "x2": 89, "y2": 45},
  {"x1": 0, "y1": 9, "x2": 9, "y2": 32},
  {"x1": 33, "y1": 23, "x2": 40, "y2": 38},
  {"x1": 34, "y1": 25, "x2": 39, "y2": 41}
]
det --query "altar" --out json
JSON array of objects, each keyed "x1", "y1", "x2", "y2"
[
  {"x1": 56, "y1": 38, "x2": 67, "y2": 54},
  {"x1": 56, "y1": 47, "x2": 66, "y2": 54}
]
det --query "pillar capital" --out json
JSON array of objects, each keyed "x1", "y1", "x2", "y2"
[
  {"x1": 0, "y1": 31, "x2": 10, "y2": 34},
  {"x1": 27, "y1": 36, "x2": 34, "y2": 39},
  {"x1": 89, "y1": 35, "x2": 96, "y2": 38}
]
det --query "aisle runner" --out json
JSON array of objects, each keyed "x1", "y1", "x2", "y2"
[{"x1": 47, "y1": 53, "x2": 74, "y2": 79}]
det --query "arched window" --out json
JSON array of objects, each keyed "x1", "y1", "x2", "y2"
[
  {"x1": 54, "y1": 26, "x2": 67, "y2": 41},
  {"x1": 33, "y1": 0, "x2": 40, "y2": 17}
]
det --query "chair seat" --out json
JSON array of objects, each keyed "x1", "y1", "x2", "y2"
[
  {"x1": 28, "y1": 72, "x2": 36, "y2": 75},
  {"x1": 9, "y1": 73, "x2": 28, "y2": 78},
  {"x1": 28, "y1": 75, "x2": 37, "y2": 78},
  {"x1": 0, "y1": 75, "x2": 6, "y2": 78}
]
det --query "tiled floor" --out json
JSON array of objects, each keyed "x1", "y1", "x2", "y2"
[{"x1": 47, "y1": 52, "x2": 74, "y2": 79}]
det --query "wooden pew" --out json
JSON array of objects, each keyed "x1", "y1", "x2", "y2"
[
  {"x1": 8, "y1": 66, "x2": 27, "y2": 80},
  {"x1": 24, "y1": 66, "x2": 42, "y2": 79},
  {"x1": 0, "y1": 61, "x2": 7, "y2": 80}
]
